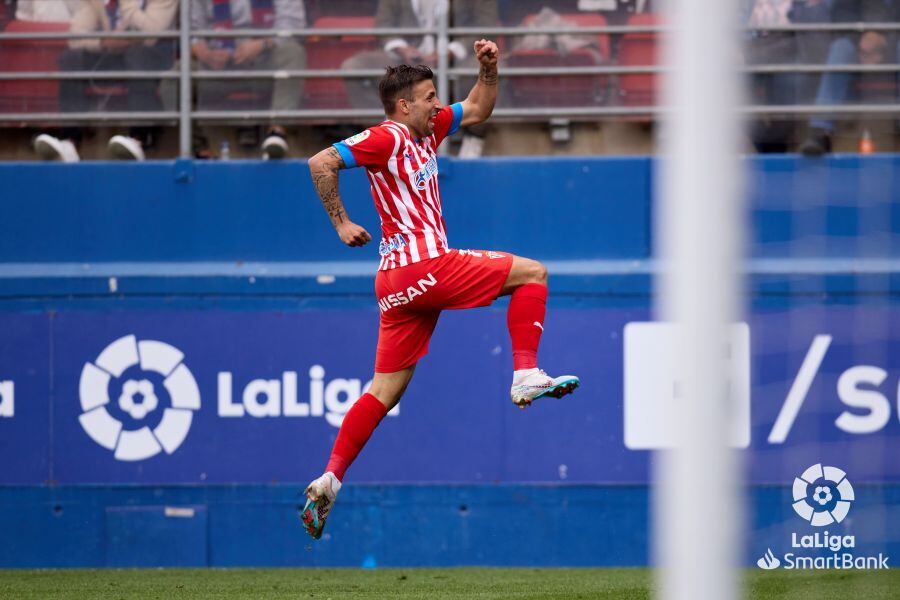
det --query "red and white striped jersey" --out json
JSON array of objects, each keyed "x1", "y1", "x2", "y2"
[{"x1": 333, "y1": 102, "x2": 464, "y2": 271}]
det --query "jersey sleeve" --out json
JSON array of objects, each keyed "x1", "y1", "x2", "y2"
[
  {"x1": 332, "y1": 127, "x2": 395, "y2": 169},
  {"x1": 431, "y1": 102, "x2": 464, "y2": 147}
]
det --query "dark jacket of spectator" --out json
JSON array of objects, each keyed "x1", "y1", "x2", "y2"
[{"x1": 831, "y1": 0, "x2": 900, "y2": 23}]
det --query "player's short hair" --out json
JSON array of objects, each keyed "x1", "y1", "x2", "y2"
[{"x1": 379, "y1": 64, "x2": 434, "y2": 114}]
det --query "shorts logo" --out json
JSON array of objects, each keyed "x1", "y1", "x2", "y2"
[
  {"x1": 379, "y1": 233, "x2": 409, "y2": 257},
  {"x1": 343, "y1": 130, "x2": 371, "y2": 147},
  {"x1": 378, "y1": 272, "x2": 438, "y2": 312},
  {"x1": 415, "y1": 156, "x2": 438, "y2": 190},
  {"x1": 78, "y1": 335, "x2": 201, "y2": 462}
]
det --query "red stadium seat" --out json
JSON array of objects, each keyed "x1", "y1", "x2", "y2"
[
  {"x1": 0, "y1": 19, "x2": 70, "y2": 113},
  {"x1": 616, "y1": 13, "x2": 661, "y2": 108},
  {"x1": 505, "y1": 13, "x2": 611, "y2": 108},
  {"x1": 304, "y1": 16, "x2": 377, "y2": 109}
]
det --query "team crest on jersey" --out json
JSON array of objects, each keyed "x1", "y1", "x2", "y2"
[
  {"x1": 344, "y1": 130, "x2": 371, "y2": 146},
  {"x1": 415, "y1": 156, "x2": 438, "y2": 190}
]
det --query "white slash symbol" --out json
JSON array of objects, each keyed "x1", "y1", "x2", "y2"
[
  {"x1": 768, "y1": 334, "x2": 832, "y2": 444},
  {"x1": 533, "y1": 322, "x2": 544, "y2": 331}
]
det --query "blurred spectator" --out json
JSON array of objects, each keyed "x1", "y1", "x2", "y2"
[
  {"x1": 451, "y1": 0, "x2": 500, "y2": 158},
  {"x1": 33, "y1": 0, "x2": 178, "y2": 162},
  {"x1": 743, "y1": 0, "x2": 829, "y2": 152},
  {"x1": 499, "y1": 0, "x2": 653, "y2": 28},
  {"x1": 512, "y1": 7, "x2": 605, "y2": 62},
  {"x1": 575, "y1": 0, "x2": 653, "y2": 26},
  {"x1": 305, "y1": 0, "x2": 378, "y2": 22},
  {"x1": 800, "y1": 0, "x2": 900, "y2": 156},
  {"x1": 341, "y1": 0, "x2": 451, "y2": 106},
  {"x1": 15, "y1": 0, "x2": 78, "y2": 22},
  {"x1": 190, "y1": 0, "x2": 306, "y2": 158},
  {"x1": 341, "y1": 0, "x2": 498, "y2": 157}
]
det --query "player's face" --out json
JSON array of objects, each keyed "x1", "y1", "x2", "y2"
[{"x1": 407, "y1": 80, "x2": 443, "y2": 138}]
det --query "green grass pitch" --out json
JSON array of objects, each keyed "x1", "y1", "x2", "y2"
[{"x1": 1, "y1": 568, "x2": 897, "y2": 599}]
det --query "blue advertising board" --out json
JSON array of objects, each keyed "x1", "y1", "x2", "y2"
[
  {"x1": 1, "y1": 157, "x2": 899, "y2": 568},
  {"x1": 2, "y1": 306, "x2": 899, "y2": 486}
]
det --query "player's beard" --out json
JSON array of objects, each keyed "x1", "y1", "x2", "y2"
[{"x1": 425, "y1": 110, "x2": 439, "y2": 134}]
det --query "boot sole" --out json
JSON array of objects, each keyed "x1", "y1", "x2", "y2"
[
  {"x1": 512, "y1": 377, "x2": 580, "y2": 408},
  {"x1": 299, "y1": 497, "x2": 325, "y2": 540}
]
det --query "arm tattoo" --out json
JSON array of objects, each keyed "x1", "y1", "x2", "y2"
[
  {"x1": 311, "y1": 147, "x2": 348, "y2": 226},
  {"x1": 479, "y1": 62, "x2": 499, "y2": 86}
]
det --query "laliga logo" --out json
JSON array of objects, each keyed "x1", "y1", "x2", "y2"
[
  {"x1": 792, "y1": 463, "x2": 855, "y2": 526},
  {"x1": 79, "y1": 335, "x2": 200, "y2": 461}
]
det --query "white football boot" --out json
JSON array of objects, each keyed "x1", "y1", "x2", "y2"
[
  {"x1": 510, "y1": 368, "x2": 580, "y2": 409},
  {"x1": 299, "y1": 471, "x2": 341, "y2": 540}
]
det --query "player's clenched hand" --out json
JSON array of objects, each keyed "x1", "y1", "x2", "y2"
[
  {"x1": 336, "y1": 222, "x2": 372, "y2": 247},
  {"x1": 474, "y1": 39, "x2": 499, "y2": 66}
]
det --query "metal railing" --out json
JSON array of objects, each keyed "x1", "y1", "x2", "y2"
[{"x1": 1, "y1": 0, "x2": 899, "y2": 156}]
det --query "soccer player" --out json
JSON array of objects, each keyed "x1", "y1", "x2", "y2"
[{"x1": 300, "y1": 39, "x2": 579, "y2": 539}]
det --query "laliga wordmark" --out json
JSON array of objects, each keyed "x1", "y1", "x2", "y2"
[{"x1": 218, "y1": 365, "x2": 398, "y2": 427}]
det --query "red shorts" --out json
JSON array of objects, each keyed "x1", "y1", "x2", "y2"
[{"x1": 374, "y1": 249, "x2": 514, "y2": 373}]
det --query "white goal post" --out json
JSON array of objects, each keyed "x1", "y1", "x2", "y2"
[{"x1": 656, "y1": 1, "x2": 744, "y2": 599}]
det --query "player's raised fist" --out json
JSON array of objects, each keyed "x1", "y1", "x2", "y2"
[
  {"x1": 336, "y1": 221, "x2": 372, "y2": 247},
  {"x1": 474, "y1": 39, "x2": 499, "y2": 65}
]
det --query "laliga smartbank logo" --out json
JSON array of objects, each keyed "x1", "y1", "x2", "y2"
[
  {"x1": 79, "y1": 335, "x2": 200, "y2": 461},
  {"x1": 756, "y1": 464, "x2": 889, "y2": 571},
  {"x1": 792, "y1": 463, "x2": 854, "y2": 526},
  {"x1": 79, "y1": 335, "x2": 393, "y2": 462}
]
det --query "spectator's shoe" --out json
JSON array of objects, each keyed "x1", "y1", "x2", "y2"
[
  {"x1": 299, "y1": 471, "x2": 341, "y2": 540},
  {"x1": 262, "y1": 126, "x2": 289, "y2": 159},
  {"x1": 33, "y1": 134, "x2": 80, "y2": 162},
  {"x1": 108, "y1": 135, "x2": 145, "y2": 161},
  {"x1": 510, "y1": 368, "x2": 580, "y2": 409},
  {"x1": 799, "y1": 128, "x2": 832, "y2": 157},
  {"x1": 458, "y1": 134, "x2": 485, "y2": 159}
]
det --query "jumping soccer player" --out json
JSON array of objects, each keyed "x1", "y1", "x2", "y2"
[{"x1": 300, "y1": 39, "x2": 579, "y2": 539}]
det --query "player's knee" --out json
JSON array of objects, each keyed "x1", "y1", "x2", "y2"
[
  {"x1": 530, "y1": 260, "x2": 548, "y2": 285},
  {"x1": 368, "y1": 377, "x2": 408, "y2": 410}
]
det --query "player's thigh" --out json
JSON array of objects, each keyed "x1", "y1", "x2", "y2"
[
  {"x1": 499, "y1": 255, "x2": 548, "y2": 296},
  {"x1": 374, "y1": 307, "x2": 439, "y2": 383},
  {"x1": 368, "y1": 364, "x2": 417, "y2": 411},
  {"x1": 434, "y1": 249, "x2": 514, "y2": 309}
]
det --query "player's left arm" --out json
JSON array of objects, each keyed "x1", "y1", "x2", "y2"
[{"x1": 459, "y1": 39, "x2": 499, "y2": 127}]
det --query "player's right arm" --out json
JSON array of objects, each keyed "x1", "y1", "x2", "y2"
[{"x1": 307, "y1": 147, "x2": 372, "y2": 247}]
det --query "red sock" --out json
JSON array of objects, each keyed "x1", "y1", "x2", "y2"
[
  {"x1": 325, "y1": 393, "x2": 388, "y2": 482},
  {"x1": 507, "y1": 283, "x2": 548, "y2": 370}
]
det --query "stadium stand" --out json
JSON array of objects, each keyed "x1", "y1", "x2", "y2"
[
  {"x1": 304, "y1": 16, "x2": 377, "y2": 109},
  {"x1": 506, "y1": 12, "x2": 611, "y2": 108},
  {"x1": 615, "y1": 12, "x2": 659, "y2": 108},
  {"x1": 0, "y1": 19, "x2": 69, "y2": 113},
  {"x1": 1, "y1": 0, "x2": 899, "y2": 157}
]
